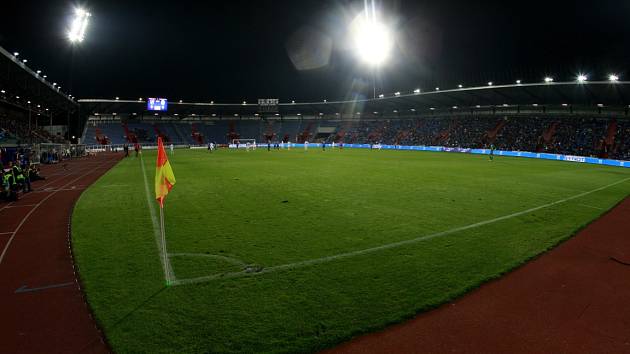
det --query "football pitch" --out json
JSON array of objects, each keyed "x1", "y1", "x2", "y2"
[{"x1": 72, "y1": 148, "x2": 630, "y2": 353}]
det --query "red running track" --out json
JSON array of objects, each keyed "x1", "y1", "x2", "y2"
[
  {"x1": 0, "y1": 154, "x2": 120, "y2": 354},
  {"x1": 325, "y1": 197, "x2": 630, "y2": 354}
]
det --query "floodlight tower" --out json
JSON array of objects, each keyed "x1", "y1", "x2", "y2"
[
  {"x1": 350, "y1": 0, "x2": 393, "y2": 98},
  {"x1": 66, "y1": 7, "x2": 91, "y2": 142}
]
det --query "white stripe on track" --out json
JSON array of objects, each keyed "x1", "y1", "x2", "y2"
[
  {"x1": 139, "y1": 153, "x2": 175, "y2": 283},
  {"x1": 0, "y1": 163, "x2": 112, "y2": 266},
  {"x1": 172, "y1": 176, "x2": 630, "y2": 286}
]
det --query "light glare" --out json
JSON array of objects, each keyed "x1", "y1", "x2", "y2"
[
  {"x1": 68, "y1": 8, "x2": 91, "y2": 43},
  {"x1": 350, "y1": 11, "x2": 393, "y2": 66}
]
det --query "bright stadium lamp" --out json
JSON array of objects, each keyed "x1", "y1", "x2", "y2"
[
  {"x1": 13, "y1": 52, "x2": 19, "y2": 57},
  {"x1": 544, "y1": 77, "x2": 554, "y2": 83},
  {"x1": 609, "y1": 74, "x2": 619, "y2": 82},
  {"x1": 413, "y1": 88, "x2": 421, "y2": 94},
  {"x1": 350, "y1": 10, "x2": 393, "y2": 67},
  {"x1": 516, "y1": 80, "x2": 522, "y2": 84},
  {"x1": 68, "y1": 8, "x2": 91, "y2": 43},
  {"x1": 577, "y1": 74, "x2": 587, "y2": 83}
]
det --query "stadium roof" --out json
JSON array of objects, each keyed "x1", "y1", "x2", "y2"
[
  {"x1": 0, "y1": 46, "x2": 77, "y2": 112},
  {"x1": 79, "y1": 81, "x2": 630, "y2": 119}
]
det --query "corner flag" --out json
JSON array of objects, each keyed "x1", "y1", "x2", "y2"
[{"x1": 155, "y1": 137, "x2": 176, "y2": 208}]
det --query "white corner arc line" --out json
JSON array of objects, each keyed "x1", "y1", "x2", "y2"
[
  {"x1": 171, "y1": 176, "x2": 630, "y2": 286},
  {"x1": 139, "y1": 153, "x2": 175, "y2": 283}
]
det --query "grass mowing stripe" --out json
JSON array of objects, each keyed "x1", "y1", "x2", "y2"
[
  {"x1": 139, "y1": 152, "x2": 174, "y2": 283},
  {"x1": 73, "y1": 149, "x2": 630, "y2": 353},
  {"x1": 172, "y1": 176, "x2": 630, "y2": 286}
]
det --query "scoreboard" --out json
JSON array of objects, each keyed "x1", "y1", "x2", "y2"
[
  {"x1": 258, "y1": 98, "x2": 279, "y2": 113},
  {"x1": 147, "y1": 98, "x2": 168, "y2": 111}
]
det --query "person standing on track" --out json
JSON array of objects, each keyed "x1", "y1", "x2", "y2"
[{"x1": 489, "y1": 143, "x2": 495, "y2": 161}]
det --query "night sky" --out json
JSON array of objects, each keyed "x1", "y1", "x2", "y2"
[{"x1": 1, "y1": 0, "x2": 628, "y2": 102}]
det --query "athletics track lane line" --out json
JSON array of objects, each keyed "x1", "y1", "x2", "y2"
[
  {"x1": 0, "y1": 163, "x2": 109, "y2": 266},
  {"x1": 0, "y1": 161, "x2": 103, "y2": 212},
  {"x1": 172, "y1": 176, "x2": 630, "y2": 286}
]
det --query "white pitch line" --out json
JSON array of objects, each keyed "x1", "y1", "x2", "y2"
[
  {"x1": 168, "y1": 253, "x2": 248, "y2": 267},
  {"x1": 139, "y1": 153, "x2": 175, "y2": 283},
  {"x1": 579, "y1": 204, "x2": 605, "y2": 211},
  {"x1": 172, "y1": 176, "x2": 630, "y2": 286}
]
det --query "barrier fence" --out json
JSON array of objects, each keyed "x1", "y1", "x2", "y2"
[{"x1": 83, "y1": 142, "x2": 629, "y2": 169}]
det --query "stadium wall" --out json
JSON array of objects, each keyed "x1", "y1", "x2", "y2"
[{"x1": 245, "y1": 143, "x2": 630, "y2": 168}]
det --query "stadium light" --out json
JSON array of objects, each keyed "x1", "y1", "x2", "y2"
[
  {"x1": 350, "y1": 8, "x2": 393, "y2": 66},
  {"x1": 36, "y1": 70, "x2": 41, "y2": 74},
  {"x1": 291, "y1": 100, "x2": 295, "y2": 104},
  {"x1": 0, "y1": 90, "x2": 4, "y2": 94},
  {"x1": 13, "y1": 52, "x2": 19, "y2": 57},
  {"x1": 115, "y1": 96, "x2": 119, "y2": 100},
  {"x1": 23, "y1": 59, "x2": 28, "y2": 63},
  {"x1": 68, "y1": 8, "x2": 91, "y2": 43},
  {"x1": 458, "y1": 84, "x2": 463, "y2": 88},
  {"x1": 53, "y1": 83, "x2": 57, "y2": 86},
  {"x1": 516, "y1": 80, "x2": 522, "y2": 84},
  {"x1": 487, "y1": 82, "x2": 493, "y2": 86},
  {"x1": 577, "y1": 74, "x2": 588, "y2": 83},
  {"x1": 394, "y1": 91, "x2": 401, "y2": 96},
  {"x1": 43, "y1": 75, "x2": 47, "y2": 78},
  {"x1": 544, "y1": 77, "x2": 554, "y2": 83},
  {"x1": 413, "y1": 88, "x2": 421, "y2": 94},
  {"x1": 378, "y1": 94, "x2": 385, "y2": 98},
  {"x1": 435, "y1": 87, "x2": 440, "y2": 91},
  {"x1": 609, "y1": 74, "x2": 619, "y2": 82}
]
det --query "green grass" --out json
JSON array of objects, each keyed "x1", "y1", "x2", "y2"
[{"x1": 72, "y1": 148, "x2": 630, "y2": 353}]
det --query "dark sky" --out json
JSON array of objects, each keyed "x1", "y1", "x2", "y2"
[{"x1": 1, "y1": 0, "x2": 628, "y2": 102}]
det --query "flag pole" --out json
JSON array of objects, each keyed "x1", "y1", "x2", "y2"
[{"x1": 159, "y1": 204, "x2": 170, "y2": 286}]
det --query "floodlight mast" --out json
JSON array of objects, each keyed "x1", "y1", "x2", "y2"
[
  {"x1": 66, "y1": 7, "x2": 91, "y2": 142},
  {"x1": 351, "y1": 0, "x2": 393, "y2": 98},
  {"x1": 68, "y1": 8, "x2": 91, "y2": 43}
]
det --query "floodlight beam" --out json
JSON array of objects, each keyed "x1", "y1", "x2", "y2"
[{"x1": 68, "y1": 8, "x2": 91, "y2": 43}]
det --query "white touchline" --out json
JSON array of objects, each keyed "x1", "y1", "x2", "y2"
[
  {"x1": 171, "y1": 176, "x2": 630, "y2": 286},
  {"x1": 139, "y1": 153, "x2": 175, "y2": 283}
]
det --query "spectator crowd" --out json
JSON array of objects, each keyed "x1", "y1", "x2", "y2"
[{"x1": 328, "y1": 116, "x2": 629, "y2": 160}]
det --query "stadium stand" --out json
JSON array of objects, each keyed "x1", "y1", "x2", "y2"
[{"x1": 80, "y1": 115, "x2": 629, "y2": 160}]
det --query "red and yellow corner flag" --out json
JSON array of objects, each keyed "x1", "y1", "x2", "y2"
[{"x1": 155, "y1": 137, "x2": 176, "y2": 208}]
